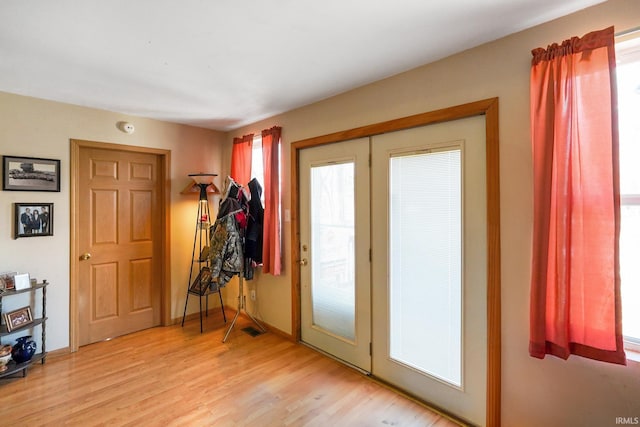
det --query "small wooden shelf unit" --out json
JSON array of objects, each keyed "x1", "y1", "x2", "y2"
[{"x1": 0, "y1": 281, "x2": 47, "y2": 379}]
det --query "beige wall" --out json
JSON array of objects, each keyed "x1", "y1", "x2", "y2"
[
  {"x1": 226, "y1": 0, "x2": 640, "y2": 425},
  {"x1": 0, "y1": 92, "x2": 225, "y2": 352},
  {"x1": 0, "y1": 0, "x2": 638, "y2": 424}
]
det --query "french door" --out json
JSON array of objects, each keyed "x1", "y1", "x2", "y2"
[
  {"x1": 299, "y1": 115, "x2": 487, "y2": 425},
  {"x1": 371, "y1": 116, "x2": 487, "y2": 425},
  {"x1": 299, "y1": 137, "x2": 371, "y2": 371}
]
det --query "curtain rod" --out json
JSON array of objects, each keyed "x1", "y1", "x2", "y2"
[{"x1": 616, "y1": 26, "x2": 640, "y2": 38}]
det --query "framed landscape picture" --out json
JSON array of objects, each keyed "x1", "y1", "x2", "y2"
[
  {"x1": 3, "y1": 155, "x2": 60, "y2": 192},
  {"x1": 14, "y1": 203, "x2": 54, "y2": 238}
]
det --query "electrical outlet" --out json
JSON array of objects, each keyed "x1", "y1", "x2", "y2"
[{"x1": 250, "y1": 290, "x2": 256, "y2": 301}]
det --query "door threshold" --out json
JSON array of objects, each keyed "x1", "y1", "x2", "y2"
[{"x1": 299, "y1": 341, "x2": 371, "y2": 376}]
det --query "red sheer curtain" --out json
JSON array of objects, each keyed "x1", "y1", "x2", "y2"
[
  {"x1": 261, "y1": 126, "x2": 282, "y2": 275},
  {"x1": 230, "y1": 134, "x2": 253, "y2": 186},
  {"x1": 529, "y1": 26, "x2": 626, "y2": 365}
]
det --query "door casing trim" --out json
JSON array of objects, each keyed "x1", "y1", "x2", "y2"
[
  {"x1": 70, "y1": 139, "x2": 172, "y2": 352},
  {"x1": 290, "y1": 98, "x2": 501, "y2": 426}
]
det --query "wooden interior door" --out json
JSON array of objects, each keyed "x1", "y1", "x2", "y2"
[{"x1": 77, "y1": 146, "x2": 162, "y2": 346}]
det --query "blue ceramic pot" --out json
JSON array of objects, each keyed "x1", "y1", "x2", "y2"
[{"x1": 12, "y1": 336, "x2": 36, "y2": 363}]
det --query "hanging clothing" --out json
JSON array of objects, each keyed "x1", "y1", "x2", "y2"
[
  {"x1": 208, "y1": 177, "x2": 247, "y2": 289},
  {"x1": 218, "y1": 195, "x2": 242, "y2": 219},
  {"x1": 208, "y1": 212, "x2": 243, "y2": 290},
  {"x1": 220, "y1": 176, "x2": 249, "y2": 228},
  {"x1": 244, "y1": 178, "x2": 264, "y2": 279},
  {"x1": 221, "y1": 175, "x2": 239, "y2": 201}
]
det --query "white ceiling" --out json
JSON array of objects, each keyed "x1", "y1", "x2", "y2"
[{"x1": 0, "y1": 0, "x2": 604, "y2": 131}]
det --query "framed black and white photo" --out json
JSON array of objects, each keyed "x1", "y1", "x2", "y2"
[
  {"x1": 3, "y1": 156, "x2": 60, "y2": 192},
  {"x1": 14, "y1": 203, "x2": 54, "y2": 238}
]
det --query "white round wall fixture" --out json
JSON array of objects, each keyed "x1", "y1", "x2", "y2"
[{"x1": 117, "y1": 121, "x2": 135, "y2": 134}]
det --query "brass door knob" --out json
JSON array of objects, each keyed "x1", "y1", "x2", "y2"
[
  {"x1": 299, "y1": 258, "x2": 308, "y2": 266},
  {"x1": 80, "y1": 253, "x2": 92, "y2": 261}
]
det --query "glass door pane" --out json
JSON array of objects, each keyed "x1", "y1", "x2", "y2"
[
  {"x1": 310, "y1": 162, "x2": 356, "y2": 341},
  {"x1": 389, "y1": 149, "x2": 462, "y2": 387}
]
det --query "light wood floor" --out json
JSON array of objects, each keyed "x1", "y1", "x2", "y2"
[{"x1": 0, "y1": 312, "x2": 461, "y2": 426}]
